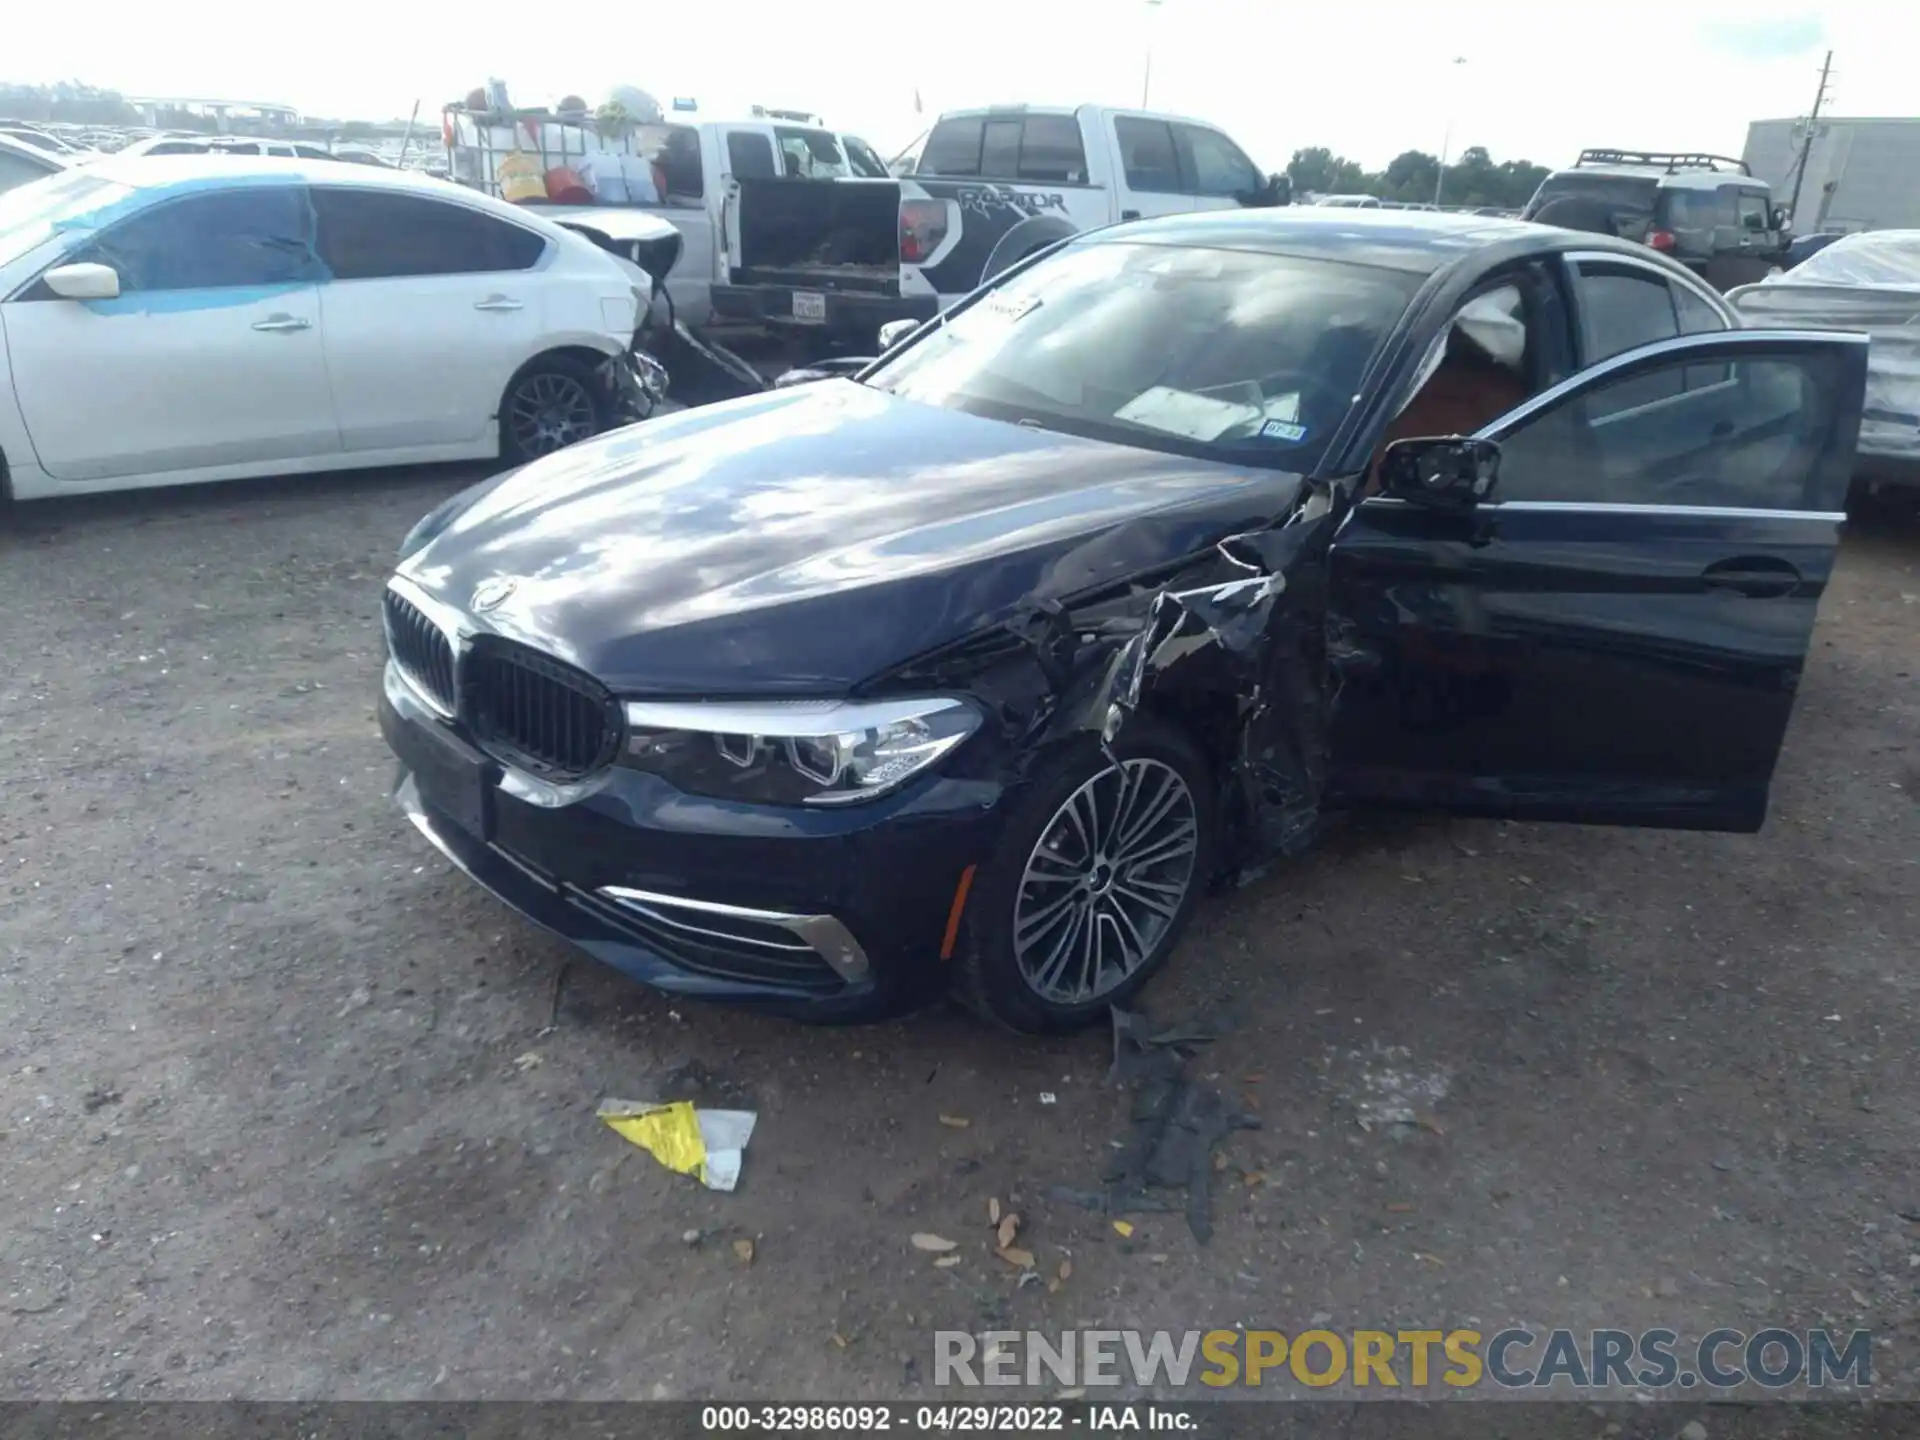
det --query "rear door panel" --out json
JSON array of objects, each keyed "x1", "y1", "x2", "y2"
[
  {"x1": 1328, "y1": 329, "x2": 1867, "y2": 831},
  {"x1": 311, "y1": 187, "x2": 548, "y2": 451}
]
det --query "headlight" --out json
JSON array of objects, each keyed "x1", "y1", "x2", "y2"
[{"x1": 622, "y1": 696, "x2": 980, "y2": 806}]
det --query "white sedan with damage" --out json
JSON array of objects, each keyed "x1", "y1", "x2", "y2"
[{"x1": 0, "y1": 155, "x2": 659, "y2": 503}]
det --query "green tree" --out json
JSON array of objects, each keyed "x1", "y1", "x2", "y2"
[
  {"x1": 1379, "y1": 149, "x2": 1441, "y2": 203},
  {"x1": 1287, "y1": 145, "x2": 1367, "y2": 196}
]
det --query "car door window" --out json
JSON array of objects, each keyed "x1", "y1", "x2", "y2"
[
  {"x1": 1017, "y1": 115, "x2": 1086, "y2": 183},
  {"x1": 0, "y1": 151, "x2": 52, "y2": 196},
  {"x1": 774, "y1": 127, "x2": 848, "y2": 178},
  {"x1": 1491, "y1": 345, "x2": 1853, "y2": 511},
  {"x1": 1572, "y1": 266, "x2": 1682, "y2": 414},
  {"x1": 1736, "y1": 189, "x2": 1771, "y2": 234},
  {"x1": 66, "y1": 187, "x2": 321, "y2": 292},
  {"x1": 1173, "y1": 124, "x2": 1260, "y2": 197},
  {"x1": 656, "y1": 125, "x2": 704, "y2": 200},
  {"x1": 1114, "y1": 117, "x2": 1180, "y2": 194},
  {"x1": 1672, "y1": 284, "x2": 1725, "y2": 335},
  {"x1": 1720, "y1": 187, "x2": 1751, "y2": 232},
  {"x1": 843, "y1": 136, "x2": 890, "y2": 179},
  {"x1": 311, "y1": 188, "x2": 546, "y2": 279},
  {"x1": 727, "y1": 132, "x2": 777, "y2": 180},
  {"x1": 920, "y1": 117, "x2": 984, "y2": 176},
  {"x1": 1658, "y1": 188, "x2": 1712, "y2": 241},
  {"x1": 1673, "y1": 282, "x2": 1731, "y2": 388}
]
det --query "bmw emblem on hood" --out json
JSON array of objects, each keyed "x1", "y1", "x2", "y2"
[{"x1": 470, "y1": 577, "x2": 518, "y2": 613}]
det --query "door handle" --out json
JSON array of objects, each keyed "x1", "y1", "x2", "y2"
[
  {"x1": 1701, "y1": 555, "x2": 1800, "y2": 599},
  {"x1": 251, "y1": 314, "x2": 311, "y2": 332},
  {"x1": 475, "y1": 296, "x2": 524, "y2": 312},
  {"x1": 1120, "y1": 209, "x2": 1141, "y2": 221}
]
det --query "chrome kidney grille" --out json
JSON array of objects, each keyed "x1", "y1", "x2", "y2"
[
  {"x1": 465, "y1": 639, "x2": 622, "y2": 782},
  {"x1": 383, "y1": 590, "x2": 456, "y2": 714}
]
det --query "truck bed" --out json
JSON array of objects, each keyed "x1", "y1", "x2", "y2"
[{"x1": 735, "y1": 177, "x2": 901, "y2": 294}]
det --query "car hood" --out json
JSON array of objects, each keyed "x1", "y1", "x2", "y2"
[{"x1": 401, "y1": 383, "x2": 1301, "y2": 695}]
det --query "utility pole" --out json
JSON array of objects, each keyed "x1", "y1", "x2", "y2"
[
  {"x1": 1432, "y1": 56, "x2": 1468, "y2": 207},
  {"x1": 1785, "y1": 50, "x2": 1834, "y2": 225}
]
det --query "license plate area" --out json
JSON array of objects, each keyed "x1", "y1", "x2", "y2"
[
  {"x1": 791, "y1": 290, "x2": 826, "y2": 323},
  {"x1": 412, "y1": 723, "x2": 496, "y2": 843}
]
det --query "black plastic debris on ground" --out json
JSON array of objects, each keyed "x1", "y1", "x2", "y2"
[{"x1": 1049, "y1": 1005, "x2": 1259, "y2": 1244}]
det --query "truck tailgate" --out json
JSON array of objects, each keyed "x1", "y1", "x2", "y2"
[{"x1": 734, "y1": 177, "x2": 901, "y2": 294}]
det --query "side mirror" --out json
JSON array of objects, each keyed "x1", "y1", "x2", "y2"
[
  {"x1": 1266, "y1": 173, "x2": 1292, "y2": 206},
  {"x1": 1771, "y1": 204, "x2": 1789, "y2": 230},
  {"x1": 42, "y1": 262, "x2": 121, "y2": 300},
  {"x1": 877, "y1": 318, "x2": 919, "y2": 351},
  {"x1": 1379, "y1": 435, "x2": 1501, "y2": 510}
]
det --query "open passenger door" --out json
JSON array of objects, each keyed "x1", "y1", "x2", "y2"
[{"x1": 1326, "y1": 329, "x2": 1868, "y2": 832}]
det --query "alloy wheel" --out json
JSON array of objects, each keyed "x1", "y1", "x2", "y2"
[
  {"x1": 508, "y1": 372, "x2": 600, "y2": 457},
  {"x1": 1012, "y1": 758, "x2": 1200, "y2": 1005}
]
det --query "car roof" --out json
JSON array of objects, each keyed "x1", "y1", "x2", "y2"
[
  {"x1": 88, "y1": 152, "x2": 482, "y2": 196},
  {"x1": 1095, "y1": 207, "x2": 1595, "y2": 274},
  {"x1": 0, "y1": 133, "x2": 71, "y2": 169},
  {"x1": 1546, "y1": 164, "x2": 1765, "y2": 193}
]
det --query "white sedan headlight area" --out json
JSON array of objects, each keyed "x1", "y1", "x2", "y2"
[{"x1": 622, "y1": 696, "x2": 981, "y2": 806}]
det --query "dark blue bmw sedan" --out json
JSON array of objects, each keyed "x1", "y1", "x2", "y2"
[{"x1": 380, "y1": 209, "x2": 1866, "y2": 1032}]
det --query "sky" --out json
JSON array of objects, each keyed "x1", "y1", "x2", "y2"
[{"x1": 8, "y1": 0, "x2": 1914, "y2": 170}]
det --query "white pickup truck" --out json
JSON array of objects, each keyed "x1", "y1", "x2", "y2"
[
  {"x1": 447, "y1": 107, "x2": 938, "y2": 342},
  {"x1": 894, "y1": 103, "x2": 1290, "y2": 306}
]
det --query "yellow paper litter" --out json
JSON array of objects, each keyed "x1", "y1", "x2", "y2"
[{"x1": 597, "y1": 1098, "x2": 758, "y2": 1192}]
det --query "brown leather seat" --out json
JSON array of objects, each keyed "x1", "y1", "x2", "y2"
[{"x1": 1366, "y1": 348, "x2": 1530, "y2": 494}]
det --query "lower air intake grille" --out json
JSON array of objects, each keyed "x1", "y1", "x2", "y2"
[
  {"x1": 467, "y1": 640, "x2": 621, "y2": 782},
  {"x1": 384, "y1": 589, "x2": 455, "y2": 713}
]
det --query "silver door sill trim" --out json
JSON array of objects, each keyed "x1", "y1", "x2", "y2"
[{"x1": 1360, "y1": 497, "x2": 1846, "y2": 523}]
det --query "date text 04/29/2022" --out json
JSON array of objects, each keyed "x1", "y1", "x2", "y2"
[{"x1": 700, "y1": 1405, "x2": 1194, "y2": 1432}]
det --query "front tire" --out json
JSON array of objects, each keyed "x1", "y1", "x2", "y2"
[
  {"x1": 499, "y1": 355, "x2": 610, "y2": 464},
  {"x1": 957, "y1": 718, "x2": 1214, "y2": 1034}
]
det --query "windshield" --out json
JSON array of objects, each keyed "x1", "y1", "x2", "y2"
[
  {"x1": 1522, "y1": 172, "x2": 1656, "y2": 220},
  {"x1": 867, "y1": 240, "x2": 1417, "y2": 473},
  {"x1": 0, "y1": 169, "x2": 135, "y2": 269}
]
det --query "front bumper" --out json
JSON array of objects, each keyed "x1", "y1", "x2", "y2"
[
  {"x1": 710, "y1": 283, "x2": 938, "y2": 345},
  {"x1": 379, "y1": 664, "x2": 1010, "y2": 1021},
  {"x1": 600, "y1": 344, "x2": 669, "y2": 424}
]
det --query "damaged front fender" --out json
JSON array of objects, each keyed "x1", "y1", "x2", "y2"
[{"x1": 877, "y1": 482, "x2": 1350, "y2": 882}]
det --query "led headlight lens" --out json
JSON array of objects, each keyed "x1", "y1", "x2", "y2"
[{"x1": 622, "y1": 696, "x2": 980, "y2": 806}]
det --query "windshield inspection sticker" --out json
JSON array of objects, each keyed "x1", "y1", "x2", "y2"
[{"x1": 1259, "y1": 419, "x2": 1309, "y2": 443}]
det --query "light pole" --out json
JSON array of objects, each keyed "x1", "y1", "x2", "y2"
[
  {"x1": 1142, "y1": 0, "x2": 1164, "y2": 108},
  {"x1": 1432, "y1": 55, "x2": 1467, "y2": 208}
]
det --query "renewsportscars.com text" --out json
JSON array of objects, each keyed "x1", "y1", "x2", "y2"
[{"x1": 935, "y1": 1327, "x2": 1872, "y2": 1391}]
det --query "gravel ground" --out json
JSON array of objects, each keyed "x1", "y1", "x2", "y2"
[{"x1": 0, "y1": 469, "x2": 1916, "y2": 1409}]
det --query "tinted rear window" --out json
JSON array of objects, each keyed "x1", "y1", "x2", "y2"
[
  {"x1": 920, "y1": 117, "x2": 985, "y2": 176},
  {"x1": 919, "y1": 114, "x2": 1088, "y2": 182},
  {"x1": 1523, "y1": 172, "x2": 1657, "y2": 220}
]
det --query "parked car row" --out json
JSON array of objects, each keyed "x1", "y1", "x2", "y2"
[
  {"x1": 441, "y1": 96, "x2": 1289, "y2": 347},
  {"x1": 0, "y1": 125, "x2": 411, "y2": 202}
]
